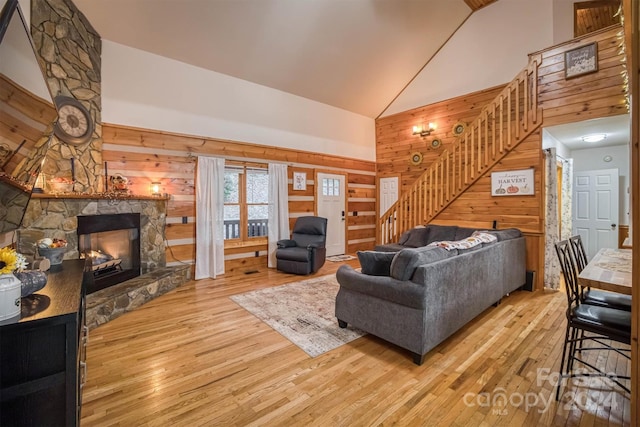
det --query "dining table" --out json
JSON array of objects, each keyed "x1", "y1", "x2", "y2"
[{"x1": 577, "y1": 247, "x2": 632, "y2": 295}]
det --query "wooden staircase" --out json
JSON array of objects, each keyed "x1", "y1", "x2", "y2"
[{"x1": 378, "y1": 55, "x2": 543, "y2": 245}]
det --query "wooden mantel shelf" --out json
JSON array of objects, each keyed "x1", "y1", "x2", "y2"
[{"x1": 31, "y1": 192, "x2": 170, "y2": 201}]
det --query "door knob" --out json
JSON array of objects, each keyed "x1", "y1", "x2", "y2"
[{"x1": 611, "y1": 224, "x2": 617, "y2": 229}]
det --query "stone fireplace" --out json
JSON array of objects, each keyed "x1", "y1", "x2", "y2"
[
  {"x1": 21, "y1": 194, "x2": 190, "y2": 329},
  {"x1": 78, "y1": 213, "x2": 142, "y2": 294}
]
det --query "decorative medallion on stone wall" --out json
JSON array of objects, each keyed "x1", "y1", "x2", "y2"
[{"x1": 31, "y1": 0, "x2": 103, "y2": 193}]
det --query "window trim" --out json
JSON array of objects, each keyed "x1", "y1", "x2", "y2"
[{"x1": 223, "y1": 163, "x2": 268, "y2": 246}]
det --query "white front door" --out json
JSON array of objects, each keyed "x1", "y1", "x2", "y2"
[
  {"x1": 379, "y1": 176, "x2": 399, "y2": 217},
  {"x1": 573, "y1": 168, "x2": 619, "y2": 259},
  {"x1": 317, "y1": 173, "x2": 346, "y2": 256}
]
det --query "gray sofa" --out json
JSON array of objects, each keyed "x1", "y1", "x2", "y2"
[{"x1": 335, "y1": 225, "x2": 526, "y2": 365}]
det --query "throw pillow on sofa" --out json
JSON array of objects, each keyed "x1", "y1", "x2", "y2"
[
  {"x1": 425, "y1": 225, "x2": 459, "y2": 243},
  {"x1": 357, "y1": 251, "x2": 396, "y2": 276},
  {"x1": 487, "y1": 228, "x2": 522, "y2": 241},
  {"x1": 402, "y1": 226, "x2": 430, "y2": 248},
  {"x1": 390, "y1": 246, "x2": 457, "y2": 281}
]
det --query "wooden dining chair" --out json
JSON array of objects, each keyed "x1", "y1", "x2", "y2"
[
  {"x1": 568, "y1": 235, "x2": 631, "y2": 312},
  {"x1": 554, "y1": 240, "x2": 631, "y2": 400}
]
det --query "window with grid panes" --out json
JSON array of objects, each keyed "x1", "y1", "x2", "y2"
[{"x1": 223, "y1": 165, "x2": 269, "y2": 242}]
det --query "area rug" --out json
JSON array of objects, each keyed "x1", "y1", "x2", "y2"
[
  {"x1": 326, "y1": 254, "x2": 356, "y2": 262},
  {"x1": 230, "y1": 275, "x2": 366, "y2": 357}
]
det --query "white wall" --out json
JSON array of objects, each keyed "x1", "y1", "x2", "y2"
[
  {"x1": 572, "y1": 144, "x2": 630, "y2": 225},
  {"x1": 102, "y1": 41, "x2": 376, "y2": 162},
  {"x1": 381, "y1": 0, "x2": 554, "y2": 117},
  {"x1": 542, "y1": 128, "x2": 571, "y2": 159},
  {"x1": 553, "y1": 0, "x2": 576, "y2": 44}
]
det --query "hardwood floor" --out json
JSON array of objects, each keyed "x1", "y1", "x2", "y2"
[{"x1": 81, "y1": 259, "x2": 631, "y2": 426}]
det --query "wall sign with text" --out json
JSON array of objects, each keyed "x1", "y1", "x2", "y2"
[{"x1": 491, "y1": 169, "x2": 534, "y2": 196}]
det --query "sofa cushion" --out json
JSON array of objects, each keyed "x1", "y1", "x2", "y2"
[
  {"x1": 454, "y1": 227, "x2": 477, "y2": 241},
  {"x1": 357, "y1": 251, "x2": 396, "y2": 276},
  {"x1": 373, "y1": 243, "x2": 405, "y2": 252},
  {"x1": 397, "y1": 230, "x2": 410, "y2": 245},
  {"x1": 487, "y1": 228, "x2": 522, "y2": 241},
  {"x1": 425, "y1": 225, "x2": 459, "y2": 243},
  {"x1": 390, "y1": 246, "x2": 457, "y2": 281},
  {"x1": 403, "y1": 226, "x2": 431, "y2": 248}
]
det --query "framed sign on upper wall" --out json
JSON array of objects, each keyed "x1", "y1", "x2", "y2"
[{"x1": 565, "y1": 42, "x2": 598, "y2": 79}]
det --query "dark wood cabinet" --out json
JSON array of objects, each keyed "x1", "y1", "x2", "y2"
[{"x1": 1, "y1": 260, "x2": 89, "y2": 427}]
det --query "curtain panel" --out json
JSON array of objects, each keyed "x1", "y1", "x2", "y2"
[
  {"x1": 560, "y1": 158, "x2": 573, "y2": 241},
  {"x1": 544, "y1": 148, "x2": 560, "y2": 290},
  {"x1": 195, "y1": 156, "x2": 225, "y2": 279},
  {"x1": 268, "y1": 163, "x2": 290, "y2": 268}
]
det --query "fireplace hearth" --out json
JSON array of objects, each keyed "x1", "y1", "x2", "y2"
[{"x1": 77, "y1": 213, "x2": 141, "y2": 294}]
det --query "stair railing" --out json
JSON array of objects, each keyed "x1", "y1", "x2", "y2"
[{"x1": 378, "y1": 55, "x2": 542, "y2": 245}]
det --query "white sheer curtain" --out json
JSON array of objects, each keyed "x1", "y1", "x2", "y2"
[
  {"x1": 560, "y1": 158, "x2": 574, "y2": 241},
  {"x1": 268, "y1": 163, "x2": 290, "y2": 268},
  {"x1": 544, "y1": 148, "x2": 560, "y2": 290},
  {"x1": 195, "y1": 156, "x2": 225, "y2": 279}
]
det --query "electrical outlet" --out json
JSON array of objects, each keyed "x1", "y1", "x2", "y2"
[{"x1": 182, "y1": 216, "x2": 188, "y2": 224}]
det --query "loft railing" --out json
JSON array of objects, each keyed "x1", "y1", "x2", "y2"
[{"x1": 378, "y1": 55, "x2": 543, "y2": 245}]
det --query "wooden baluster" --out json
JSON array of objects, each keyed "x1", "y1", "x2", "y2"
[
  {"x1": 499, "y1": 95, "x2": 504, "y2": 153},
  {"x1": 516, "y1": 75, "x2": 521, "y2": 141},
  {"x1": 444, "y1": 150, "x2": 449, "y2": 202},
  {"x1": 464, "y1": 133, "x2": 468, "y2": 185},
  {"x1": 532, "y1": 59, "x2": 539, "y2": 124},
  {"x1": 507, "y1": 90, "x2": 512, "y2": 149},
  {"x1": 470, "y1": 127, "x2": 475, "y2": 180},
  {"x1": 492, "y1": 104, "x2": 496, "y2": 159},
  {"x1": 411, "y1": 187, "x2": 418, "y2": 227},
  {"x1": 523, "y1": 70, "x2": 529, "y2": 132},
  {"x1": 477, "y1": 118, "x2": 482, "y2": 174},
  {"x1": 484, "y1": 111, "x2": 489, "y2": 167},
  {"x1": 421, "y1": 177, "x2": 426, "y2": 223},
  {"x1": 430, "y1": 169, "x2": 434, "y2": 217}
]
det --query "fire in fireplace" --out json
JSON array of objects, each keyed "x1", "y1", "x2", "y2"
[{"x1": 77, "y1": 213, "x2": 141, "y2": 294}]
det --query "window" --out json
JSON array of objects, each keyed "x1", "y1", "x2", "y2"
[
  {"x1": 223, "y1": 165, "x2": 269, "y2": 242},
  {"x1": 322, "y1": 178, "x2": 341, "y2": 196}
]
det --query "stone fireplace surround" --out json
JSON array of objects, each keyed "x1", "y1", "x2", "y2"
[{"x1": 21, "y1": 194, "x2": 191, "y2": 329}]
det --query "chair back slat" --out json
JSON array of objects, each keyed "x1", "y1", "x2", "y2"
[
  {"x1": 555, "y1": 240, "x2": 581, "y2": 314},
  {"x1": 568, "y1": 235, "x2": 589, "y2": 272}
]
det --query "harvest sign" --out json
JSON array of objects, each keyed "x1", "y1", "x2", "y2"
[{"x1": 491, "y1": 169, "x2": 534, "y2": 196}]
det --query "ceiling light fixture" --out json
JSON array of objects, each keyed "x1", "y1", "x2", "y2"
[
  {"x1": 413, "y1": 122, "x2": 436, "y2": 137},
  {"x1": 581, "y1": 133, "x2": 607, "y2": 143}
]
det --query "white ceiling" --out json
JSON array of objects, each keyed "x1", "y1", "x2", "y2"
[
  {"x1": 544, "y1": 115, "x2": 630, "y2": 151},
  {"x1": 73, "y1": 0, "x2": 474, "y2": 118}
]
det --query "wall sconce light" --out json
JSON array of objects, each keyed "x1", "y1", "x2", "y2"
[
  {"x1": 150, "y1": 181, "x2": 162, "y2": 196},
  {"x1": 413, "y1": 122, "x2": 436, "y2": 137}
]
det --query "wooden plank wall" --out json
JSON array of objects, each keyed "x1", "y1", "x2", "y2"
[
  {"x1": 374, "y1": 25, "x2": 627, "y2": 290},
  {"x1": 101, "y1": 125, "x2": 376, "y2": 275},
  {"x1": 376, "y1": 84, "x2": 505, "y2": 191},
  {"x1": 0, "y1": 74, "x2": 56, "y2": 175}
]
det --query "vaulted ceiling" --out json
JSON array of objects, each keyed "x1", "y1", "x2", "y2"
[{"x1": 73, "y1": 0, "x2": 497, "y2": 118}]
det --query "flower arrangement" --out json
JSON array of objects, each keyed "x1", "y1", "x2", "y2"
[{"x1": 0, "y1": 246, "x2": 27, "y2": 275}]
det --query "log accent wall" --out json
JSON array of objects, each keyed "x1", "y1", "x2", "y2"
[
  {"x1": 375, "y1": 25, "x2": 627, "y2": 290},
  {"x1": 101, "y1": 124, "x2": 376, "y2": 274}
]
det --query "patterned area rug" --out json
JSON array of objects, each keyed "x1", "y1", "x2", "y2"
[
  {"x1": 326, "y1": 254, "x2": 356, "y2": 262},
  {"x1": 230, "y1": 275, "x2": 366, "y2": 357}
]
